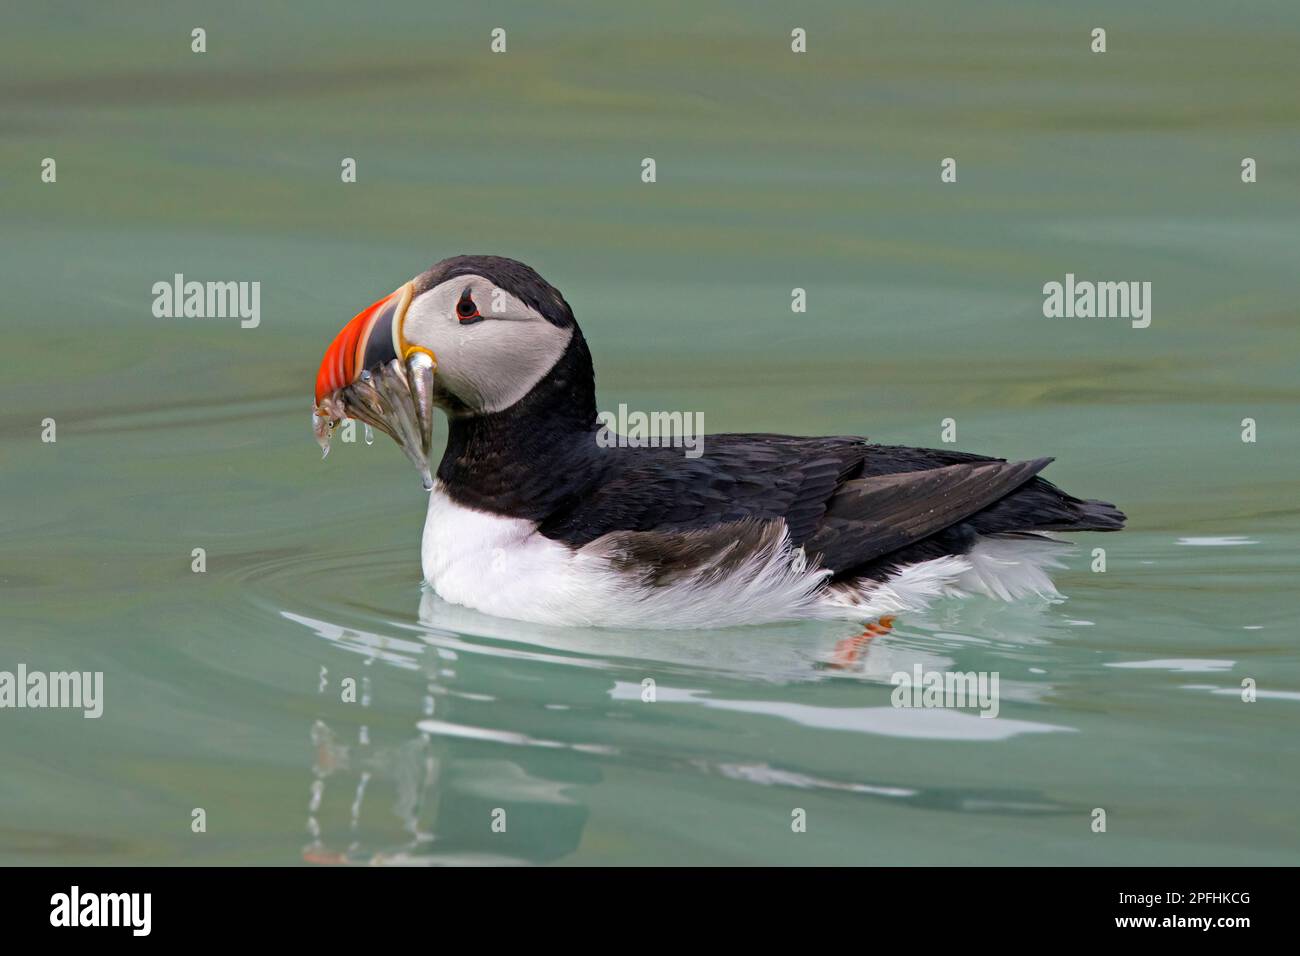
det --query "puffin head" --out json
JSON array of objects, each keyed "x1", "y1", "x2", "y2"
[{"x1": 313, "y1": 255, "x2": 594, "y2": 487}]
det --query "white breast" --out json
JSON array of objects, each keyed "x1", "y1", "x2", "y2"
[
  {"x1": 420, "y1": 484, "x2": 835, "y2": 628},
  {"x1": 420, "y1": 483, "x2": 577, "y2": 623}
]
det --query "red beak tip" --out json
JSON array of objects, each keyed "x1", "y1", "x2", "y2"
[{"x1": 314, "y1": 284, "x2": 408, "y2": 407}]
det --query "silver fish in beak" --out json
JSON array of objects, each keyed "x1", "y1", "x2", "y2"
[{"x1": 312, "y1": 282, "x2": 437, "y2": 490}]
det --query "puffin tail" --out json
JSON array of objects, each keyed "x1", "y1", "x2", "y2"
[
  {"x1": 1070, "y1": 497, "x2": 1126, "y2": 531},
  {"x1": 968, "y1": 473, "x2": 1127, "y2": 535}
]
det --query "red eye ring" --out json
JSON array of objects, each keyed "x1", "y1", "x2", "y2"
[{"x1": 456, "y1": 292, "x2": 480, "y2": 322}]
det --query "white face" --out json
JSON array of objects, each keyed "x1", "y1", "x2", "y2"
[{"x1": 402, "y1": 274, "x2": 573, "y2": 414}]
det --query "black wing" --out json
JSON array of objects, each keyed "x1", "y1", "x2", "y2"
[
  {"x1": 537, "y1": 434, "x2": 869, "y2": 546},
  {"x1": 804, "y1": 457, "x2": 1051, "y2": 573},
  {"x1": 537, "y1": 436, "x2": 1124, "y2": 574}
]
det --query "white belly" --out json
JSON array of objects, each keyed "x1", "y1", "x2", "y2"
[
  {"x1": 420, "y1": 484, "x2": 1068, "y2": 628},
  {"x1": 420, "y1": 484, "x2": 836, "y2": 628}
]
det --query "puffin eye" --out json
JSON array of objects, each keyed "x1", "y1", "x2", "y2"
[{"x1": 455, "y1": 291, "x2": 480, "y2": 323}]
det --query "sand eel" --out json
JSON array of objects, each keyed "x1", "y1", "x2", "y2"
[{"x1": 312, "y1": 255, "x2": 1125, "y2": 629}]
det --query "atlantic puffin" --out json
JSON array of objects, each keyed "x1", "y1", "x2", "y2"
[{"x1": 312, "y1": 255, "x2": 1125, "y2": 629}]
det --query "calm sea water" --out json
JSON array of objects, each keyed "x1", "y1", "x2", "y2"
[{"x1": 3, "y1": 1, "x2": 1298, "y2": 865}]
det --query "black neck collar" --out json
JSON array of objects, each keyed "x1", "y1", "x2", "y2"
[{"x1": 436, "y1": 334, "x2": 604, "y2": 520}]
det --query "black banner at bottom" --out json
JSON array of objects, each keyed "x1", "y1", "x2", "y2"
[{"x1": 0, "y1": 866, "x2": 1279, "y2": 941}]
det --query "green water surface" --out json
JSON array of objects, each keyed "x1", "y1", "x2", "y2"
[{"x1": 2, "y1": 1, "x2": 1298, "y2": 865}]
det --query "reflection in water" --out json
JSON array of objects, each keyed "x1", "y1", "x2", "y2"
[
  {"x1": 285, "y1": 587, "x2": 1084, "y2": 864},
  {"x1": 295, "y1": 608, "x2": 594, "y2": 865},
  {"x1": 303, "y1": 640, "x2": 446, "y2": 865}
]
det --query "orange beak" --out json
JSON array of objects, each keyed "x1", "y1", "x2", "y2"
[{"x1": 314, "y1": 282, "x2": 415, "y2": 405}]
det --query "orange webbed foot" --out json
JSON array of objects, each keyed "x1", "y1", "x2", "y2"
[{"x1": 821, "y1": 615, "x2": 895, "y2": 671}]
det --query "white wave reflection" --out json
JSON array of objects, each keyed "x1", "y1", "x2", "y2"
[
  {"x1": 1107, "y1": 658, "x2": 1236, "y2": 673},
  {"x1": 1181, "y1": 684, "x2": 1300, "y2": 702},
  {"x1": 715, "y1": 762, "x2": 916, "y2": 797},
  {"x1": 282, "y1": 610, "x2": 425, "y2": 669},
  {"x1": 416, "y1": 717, "x2": 618, "y2": 755},
  {"x1": 609, "y1": 682, "x2": 1073, "y2": 740}
]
